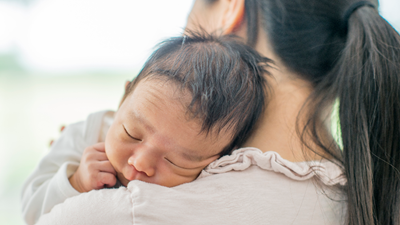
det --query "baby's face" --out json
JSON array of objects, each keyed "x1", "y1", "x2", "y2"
[{"x1": 105, "y1": 78, "x2": 232, "y2": 187}]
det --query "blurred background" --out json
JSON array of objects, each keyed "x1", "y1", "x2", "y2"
[{"x1": 0, "y1": 0, "x2": 399, "y2": 224}]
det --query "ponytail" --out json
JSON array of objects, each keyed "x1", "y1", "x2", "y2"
[
  {"x1": 246, "y1": 0, "x2": 400, "y2": 223},
  {"x1": 333, "y1": 6, "x2": 400, "y2": 224}
]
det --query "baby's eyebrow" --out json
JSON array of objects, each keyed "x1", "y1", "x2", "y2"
[{"x1": 130, "y1": 110, "x2": 155, "y2": 134}]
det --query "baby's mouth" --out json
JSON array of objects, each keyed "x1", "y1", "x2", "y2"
[{"x1": 120, "y1": 164, "x2": 148, "y2": 185}]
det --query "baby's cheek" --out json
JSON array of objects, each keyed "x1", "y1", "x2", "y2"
[
  {"x1": 104, "y1": 141, "x2": 113, "y2": 161},
  {"x1": 160, "y1": 169, "x2": 202, "y2": 187},
  {"x1": 104, "y1": 130, "x2": 119, "y2": 157},
  {"x1": 104, "y1": 141, "x2": 125, "y2": 175}
]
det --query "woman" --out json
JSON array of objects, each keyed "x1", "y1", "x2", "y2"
[{"x1": 34, "y1": 0, "x2": 400, "y2": 224}]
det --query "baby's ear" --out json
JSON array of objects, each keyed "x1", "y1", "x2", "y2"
[{"x1": 125, "y1": 81, "x2": 131, "y2": 92}]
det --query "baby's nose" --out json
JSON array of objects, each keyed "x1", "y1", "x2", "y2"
[{"x1": 128, "y1": 151, "x2": 156, "y2": 177}]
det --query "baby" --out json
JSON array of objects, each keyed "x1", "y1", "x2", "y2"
[
  {"x1": 69, "y1": 33, "x2": 270, "y2": 190},
  {"x1": 22, "y1": 33, "x2": 270, "y2": 224}
]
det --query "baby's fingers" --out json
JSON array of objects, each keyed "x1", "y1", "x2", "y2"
[
  {"x1": 96, "y1": 172, "x2": 117, "y2": 189},
  {"x1": 93, "y1": 142, "x2": 106, "y2": 152},
  {"x1": 98, "y1": 161, "x2": 117, "y2": 176},
  {"x1": 83, "y1": 144, "x2": 108, "y2": 161}
]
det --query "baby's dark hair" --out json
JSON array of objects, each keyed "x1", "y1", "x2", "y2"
[{"x1": 125, "y1": 32, "x2": 271, "y2": 156}]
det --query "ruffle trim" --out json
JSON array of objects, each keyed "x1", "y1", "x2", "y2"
[{"x1": 198, "y1": 148, "x2": 347, "y2": 186}]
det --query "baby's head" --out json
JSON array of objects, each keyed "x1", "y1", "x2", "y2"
[{"x1": 105, "y1": 33, "x2": 271, "y2": 187}]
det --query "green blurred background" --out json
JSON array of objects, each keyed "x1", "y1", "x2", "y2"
[{"x1": 0, "y1": 0, "x2": 399, "y2": 224}]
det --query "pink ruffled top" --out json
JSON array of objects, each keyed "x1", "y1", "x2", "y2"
[{"x1": 199, "y1": 147, "x2": 347, "y2": 186}]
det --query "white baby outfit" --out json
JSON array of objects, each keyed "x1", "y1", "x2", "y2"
[{"x1": 21, "y1": 111, "x2": 114, "y2": 224}]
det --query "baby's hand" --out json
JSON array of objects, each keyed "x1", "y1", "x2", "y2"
[{"x1": 69, "y1": 142, "x2": 117, "y2": 193}]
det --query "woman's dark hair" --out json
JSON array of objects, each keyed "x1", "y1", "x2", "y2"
[
  {"x1": 124, "y1": 32, "x2": 271, "y2": 156},
  {"x1": 205, "y1": 0, "x2": 400, "y2": 224}
]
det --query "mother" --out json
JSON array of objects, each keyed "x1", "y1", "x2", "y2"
[{"x1": 36, "y1": 0, "x2": 400, "y2": 224}]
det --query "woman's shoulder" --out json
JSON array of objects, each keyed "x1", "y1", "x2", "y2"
[
  {"x1": 36, "y1": 186, "x2": 132, "y2": 225},
  {"x1": 126, "y1": 148, "x2": 346, "y2": 224}
]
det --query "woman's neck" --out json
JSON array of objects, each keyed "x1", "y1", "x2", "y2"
[
  {"x1": 242, "y1": 30, "x2": 326, "y2": 162},
  {"x1": 242, "y1": 74, "x2": 320, "y2": 162}
]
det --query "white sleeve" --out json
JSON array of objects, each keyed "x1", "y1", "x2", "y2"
[{"x1": 21, "y1": 122, "x2": 86, "y2": 225}]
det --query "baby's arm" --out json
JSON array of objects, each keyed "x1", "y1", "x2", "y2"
[{"x1": 21, "y1": 122, "x2": 85, "y2": 225}]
